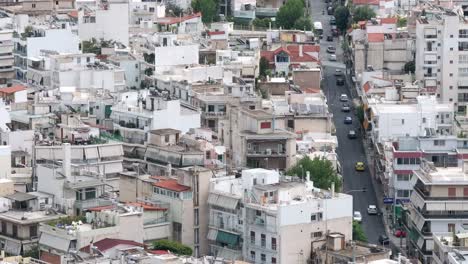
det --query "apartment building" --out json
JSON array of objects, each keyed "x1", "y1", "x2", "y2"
[
  {"x1": 350, "y1": 18, "x2": 414, "y2": 77},
  {"x1": 403, "y1": 160, "x2": 468, "y2": 263},
  {"x1": 78, "y1": 0, "x2": 129, "y2": 46},
  {"x1": 0, "y1": 30, "x2": 14, "y2": 85},
  {"x1": 414, "y1": 7, "x2": 468, "y2": 112},
  {"x1": 433, "y1": 231, "x2": 468, "y2": 264},
  {"x1": 13, "y1": 26, "x2": 79, "y2": 84}
]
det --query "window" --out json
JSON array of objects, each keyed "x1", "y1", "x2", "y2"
[
  {"x1": 276, "y1": 53, "x2": 289, "y2": 63},
  {"x1": 55, "y1": 0, "x2": 58, "y2": 4},
  {"x1": 460, "y1": 55, "x2": 468, "y2": 64},
  {"x1": 448, "y1": 187, "x2": 456, "y2": 197},
  {"x1": 272, "y1": 257, "x2": 277, "y2": 264},
  {"x1": 271, "y1": 237, "x2": 277, "y2": 250},
  {"x1": 165, "y1": 135, "x2": 170, "y2": 143},
  {"x1": 250, "y1": 251, "x2": 256, "y2": 261},
  {"x1": 422, "y1": 117, "x2": 426, "y2": 123},
  {"x1": 250, "y1": 231, "x2": 255, "y2": 243},
  {"x1": 448, "y1": 223, "x2": 456, "y2": 233},
  {"x1": 450, "y1": 60, "x2": 453, "y2": 64},
  {"x1": 450, "y1": 73, "x2": 454, "y2": 77},
  {"x1": 397, "y1": 190, "x2": 410, "y2": 198},
  {"x1": 451, "y1": 35, "x2": 454, "y2": 38},
  {"x1": 206, "y1": 151, "x2": 210, "y2": 159},
  {"x1": 460, "y1": 68, "x2": 468, "y2": 77},
  {"x1": 261, "y1": 234, "x2": 266, "y2": 247},
  {"x1": 312, "y1": 231, "x2": 323, "y2": 238},
  {"x1": 464, "y1": 187, "x2": 468, "y2": 197},
  {"x1": 12, "y1": 225, "x2": 17, "y2": 238},
  {"x1": 261, "y1": 254, "x2": 266, "y2": 262},
  {"x1": 397, "y1": 174, "x2": 411, "y2": 181},
  {"x1": 208, "y1": 105, "x2": 215, "y2": 112},
  {"x1": 30, "y1": 225, "x2": 37, "y2": 238},
  {"x1": 32, "y1": 3, "x2": 36, "y2": 8},
  {"x1": 434, "y1": 140, "x2": 446, "y2": 146},
  {"x1": 260, "y1": 122, "x2": 271, "y2": 129},
  {"x1": 311, "y1": 214, "x2": 317, "y2": 221},
  {"x1": 401, "y1": 119, "x2": 405, "y2": 125},
  {"x1": 135, "y1": 64, "x2": 139, "y2": 68}
]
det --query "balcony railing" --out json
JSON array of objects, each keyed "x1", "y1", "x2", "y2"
[
  {"x1": 424, "y1": 73, "x2": 437, "y2": 77},
  {"x1": 424, "y1": 35, "x2": 437, "y2": 39},
  {"x1": 74, "y1": 198, "x2": 113, "y2": 210},
  {"x1": 246, "y1": 150, "x2": 286, "y2": 157},
  {"x1": 414, "y1": 187, "x2": 468, "y2": 201},
  {"x1": 202, "y1": 112, "x2": 227, "y2": 118},
  {"x1": 424, "y1": 48, "x2": 437, "y2": 52},
  {"x1": 255, "y1": 7, "x2": 279, "y2": 17}
]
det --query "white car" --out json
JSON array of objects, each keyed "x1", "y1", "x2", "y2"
[
  {"x1": 329, "y1": 54, "x2": 337, "y2": 61},
  {"x1": 367, "y1": 205, "x2": 378, "y2": 215},
  {"x1": 340, "y1": 94, "x2": 348, "y2": 102},
  {"x1": 334, "y1": 69, "x2": 343, "y2": 76},
  {"x1": 353, "y1": 211, "x2": 362, "y2": 222}
]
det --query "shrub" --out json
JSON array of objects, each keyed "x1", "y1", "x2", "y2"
[{"x1": 152, "y1": 240, "x2": 192, "y2": 256}]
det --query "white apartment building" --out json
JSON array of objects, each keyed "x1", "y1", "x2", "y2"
[
  {"x1": 108, "y1": 52, "x2": 141, "y2": 89},
  {"x1": 207, "y1": 169, "x2": 353, "y2": 263},
  {"x1": 415, "y1": 8, "x2": 468, "y2": 113},
  {"x1": 404, "y1": 160, "x2": 468, "y2": 263},
  {"x1": 49, "y1": 53, "x2": 126, "y2": 93},
  {"x1": 129, "y1": 0, "x2": 165, "y2": 25},
  {"x1": 0, "y1": 30, "x2": 14, "y2": 85},
  {"x1": 433, "y1": 231, "x2": 468, "y2": 264},
  {"x1": 78, "y1": 0, "x2": 129, "y2": 46}
]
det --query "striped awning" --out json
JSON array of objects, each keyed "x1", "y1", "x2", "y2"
[
  {"x1": 208, "y1": 193, "x2": 239, "y2": 210},
  {"x1": 207, "y1": 228, "x2": 218, "y2": 241}
]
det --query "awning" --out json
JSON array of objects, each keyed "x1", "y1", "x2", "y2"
[
  {"x1": 104, "y1": 162, "x2": 123, "y2": 174},
  {"x1": 426, "y1": 202, "x2": 446, "y2": 211},
  {"x1": 216, "y1": 231, "x2": 239, "y2": 246},
  {"x1": 207, "y1": 228, "x2": 218, "y2": 241},
  {"x1": 208, "y1": 193, "x2": 239, "y2": 210},
  {"x1": 98, "y1": 145, "x2": 123, "y2": 158},
  {"x1": 410, "y1": 209, "x2": 425, "y2": 230},
  {"x1": 4, "y1": 240, "x2": 21, "y2": 255},
  {"x1": 39, "y1": 232, "x2": 71, "y2": 252},
  {"x1": 5, "y1": 192, "x2": 37, "y2": 202},
  {"x1": 84, "y1": 147, "x2": 99, "y2": 160},
  {"x1": 71, "y1": 148, "x2": 83, "y2": 160}
]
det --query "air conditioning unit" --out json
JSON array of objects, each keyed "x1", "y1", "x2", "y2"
[{"x1": 266, "y1": 149, "x2": 272, "y2": 155}]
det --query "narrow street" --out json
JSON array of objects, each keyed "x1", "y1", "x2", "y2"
[{"x1": 308, "y1": 0, "x2": 389, "y2": 246}]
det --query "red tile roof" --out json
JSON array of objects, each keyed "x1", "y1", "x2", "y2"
[
  {"x1": 381, "y1": 17, "x2": 397, "y2": 24},
  {"x1": 261, "y1": 45, "x2": 320, "y2": 65},
  {"x1": 208, "y1": 31, "x2": 225, "y2": 36},
  {"x1": 153, "y1": 179, "x2": 191, "y2": 192},
  {"x1": 156, "y1": 12, "x2": 201, "y2": 25},
  {"x1": 0, "y1": 85, "x2": 26, "y2": 94},
  {"x1": 68, "y1": 10, "x2": 78, "y2": 18},
  {"x1": 81, "y1": 238, "x2": 144, "y2": 253},
  {"x1": 126, "y1": 202, "x2": 168, "y2": 211},
  {"x1": 368, "y1": 33, "x2": 385, "y2": 42},
  {"x1": 353, "y1": 0, "x2": 379, "y2": 4}
]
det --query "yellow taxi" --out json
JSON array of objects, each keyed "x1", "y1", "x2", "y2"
[{"x1": 355, "y1": 162, "x2": 365, "y2": 171}]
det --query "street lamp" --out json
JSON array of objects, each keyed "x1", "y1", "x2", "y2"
[{"x1": 345, "y1": 188, "x2": 367, "y2": 194}]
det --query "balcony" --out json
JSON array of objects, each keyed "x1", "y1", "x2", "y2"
[
  {"x1": 246, "y1": 149, "x2": 286, "y2": 157},
  {"x1": 423, "y1": 61, "x2": 437, "y2": 67},
  {"x1": 233, "y1": 10, "x2": 255, "y2": 20},
  {"x1": 202, "y1": 112, "x2": 227, "y2": 119},
  {"x1": 424, "y1": 35, "x2": 437, "y2": 39},
  {"x1": 414, "y1": 187, "x2": 468, "y2": 201},
  {"x1": 74, "y1": 198, "x2": 113, "y2": 210},
  {"x1": 424, "y1": 73, "x2": 437, "y2": 78},
  {"x1": 424, "y1": 48, "x2": 437, "y2": 53}
]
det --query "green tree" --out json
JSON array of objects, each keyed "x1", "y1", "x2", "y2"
[
  {"x1": 334, "y1": 6, "x2": 350, "y2": 33},
  {"x1": 23, "y1": 246, "x2": 40, "y2": 258},
  {"x1": 82, "y1": 38, "x2": 101, "y2": 55},
  {"x1": 192, "y1": 0, "x2": 217, "y2": 23},
  {"x1": 294, "y1": 16, "x2": 312, "y2": 31},
  {"x1": 166, "y1": 3, "x2": 184, "y2": 17},
  {"x1": 276, "y1": 0, "x2": 305, "y2": 29},
  {"x1": 287, "y1": 156, "x2": 342, "y2": 191},
  {"x1": 353, "y1": 221, "x2": 368, "y2": 242},
  {"x1": 259, "y1": 57, "x2": 269, "y2": 77},
  {"x1": 397, "y1": 16, "x2": 407, "y2": 27},
  {"x1": 152, "y1": 240, "x2": 193, "y2": 256},
  {"x1": 253, "y1": 18, "x2": 271, "y2": 28},
  {"x1": 356, "y1": 105, "x2": 364, "y2": 124},
  {"x1": 404, "y1": 60, "x2": 415, "y2": 73},
  {"x1": 353, "y1": 6, "x2": 376, "y2": 23}
]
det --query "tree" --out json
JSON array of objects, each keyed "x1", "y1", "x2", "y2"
[
  {"x1": 356, "y1": 105, "x2": 364, "y2": 124},
  {"x1": 276, "y1": 0, "x2": 305, "y2": 29},
  {"x1": 353, "y1": 221, "x2": 368, "y2": 242},
  {"x1": 334, "y1": 6, "x2": 350, "y2": 33},
  {"x1": 82, "y1": 38, "x2": 101, "y2": 55},
  {"x1": 144, "y1": 67, "x2": 153, "y2": 76},
  {"x1": 152, "y1": 240, "x2": 193, "y2": 256},
  {"x1": 259, "y1": 57, "x2": 269, "y2": 77},
  {"x1": 287, "y1": 156, "x2": 342, "y2": 191},
  {"x1": 192, "y1": 0, "x2": 217, "y2": 23},
  {"x1": 253, "y1": 18, "x2": 272, "y2": 28},
  {"x1": 397, "y1": 16, "x2": 407, "y2": 27},
  {"x1": 165, "y1": 3, "x2": 184, "y2": 17},
  {"x1": 294, "y1": 16, "x2": 312, "y2": 31},
  {"x1": 403, "y1": 61, "x2": 415, "y2": 74},
  {"x1": 353, "y1": 6, "x2": 376, "y2": 23}
]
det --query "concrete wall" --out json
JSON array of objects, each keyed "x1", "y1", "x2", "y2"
[
  {"x1": 27, "y1": 29, "x2": 79, "y2": 58},
  {"x1": 154, "y1": 45, "x2": 199, "y2": 67}
]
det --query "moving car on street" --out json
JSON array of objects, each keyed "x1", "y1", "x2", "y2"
[
  {"x1": 327, "y1": 46, "x2": 336, "y2": 53},
  {"x1": 340, "y1": 94, "x2": 348, "y2": 102},
  {"x1": 355, "y1": 162, "x2": 365, "y2": 171},
  {"x1": 336, "y1": 77, "x2": 345, "y2": 86},
  {"x1": 367, "y1": 205, "x2": 378, "y2": 215},
  {"x1": 329, "y1": 54, "x2": 336, "y2": 61},
  {"x1": 344, "y1": 116, "x2": 352, "y2": 124},
  {"x1": 379, "y1": 235, "x2": 390, "y2": 245},
  {"x1": 348, "y1": 130, "x2": 357, "y2": 139},
  {"x1": 334, "y1": 69, "x2": 343, "y2": 76},
  {"x1": 341, "y1": 103, "x2": 351, "y2": 112}
]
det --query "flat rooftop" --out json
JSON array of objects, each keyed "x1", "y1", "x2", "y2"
[{"x1": 415, "y1": 166, "x2": 468, "y2": 185}]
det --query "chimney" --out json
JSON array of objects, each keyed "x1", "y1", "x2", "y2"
[
  {"x1": 299, "y1": 44, "x2": 303, "y2": 57},
  {"x1": 63, "y1": 143, "x2": 71, "y2": 178}
]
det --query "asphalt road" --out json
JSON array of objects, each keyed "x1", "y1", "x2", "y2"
[{"x1": 308, "y1": 0, "x2": 388, "y2": 245}]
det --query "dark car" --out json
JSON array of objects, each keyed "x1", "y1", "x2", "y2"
[
  {"x1": 336, "y1": 77, "x2": 345, "y2": 86},
  {"x1": 379, "y1": 235, "x2": 390, "y2": 245},
  {"x1": 344, "y1": 116, "x2": 352, "y2": 124},
  {"x1": 326, "y1": 35, "x2": 333, "y2": 41},
  {"x1": 342, "y1": 103, "x2": 351, "y2": 112},
  {"x1": 327, "y1": 7, "x2": 333, "y2": 15},
  {"x1": 330, "y1": 17, "x2": 336, "y2": 25},
  {"x1": 348, "y1": 130, "x2": 357, "y2": 139}
]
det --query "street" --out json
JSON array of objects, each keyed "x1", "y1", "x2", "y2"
[{"x1": 308, "y1": 0, "x2": 388, "y2": 245}]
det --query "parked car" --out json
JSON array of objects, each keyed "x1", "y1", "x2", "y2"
[
  {"x1": 336, "y1": 77, "x2": 345, "y2": 86},
  {"x1": 348, "y1": 130, "x2": 357, "y2": 139},
  {"x1": 394, "y1": 229, "x2": 407, "y2": 238},
  {"x1": 327, "y1": 35, "x2": 333, "y2": 42},
  {"x1": 342, "y1": 103, "x2": 351, "y2": 112},
  {"x1": 367, "y1": 205, "x2": 378, "y2": 215},
  {"x1": 355, "y1": 162, "x2": 365, "y2": 171},
  {"x1": 340, "y1": 94, "x2": 348, "y2": 102},
  {"x1": 327, "y1": 46, "x2": 336, "y2": 53},
  {"x1": 353, "y1": 211, "x2": 362, "y2": 223},
  {"x1": 329, "y1": 54, "x2": 337, "y2": 61},
  {"x1": 330, "y1": 17, "x2": 336, "y2": 25},
  {"x1": 379, "y1": 235, "x2": 390, "y2": 245},
  {"x1": 344, "y1": 116, "x2": 353, "y2": 124}
]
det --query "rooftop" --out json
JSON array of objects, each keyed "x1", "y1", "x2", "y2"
[
  {"x1": 0, "y1": 85, "x2": 26, "y2": 94},
  {"x1": 149, "y1": 128, "x2": 181, "y2": 135},
  {"x1": 153, "y1": 179, "x2": 191, "y2": 192},
  {"x1": 415, "y1": 164, "x2": 468, "y2": 185},
  {"x1": 80, "y1": 238, "x2": 144, "y2": 253}
]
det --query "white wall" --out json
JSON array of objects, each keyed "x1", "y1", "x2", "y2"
[
  {"x1": 0, "y1": 146, "x2": 10, "y2": 179},
  {"x1": 154, "y1": 45, "x2": 199, "y2": 67},
  {"x1": 151, "y1": 100, "x2": 200, "y2": 133},
  {"x1": 78, "y1": 2, "x2": 129, "y2": 46},
  {"x1": 27, "y1": 29, "x2": 79, "y2": 58},
  {"x1": 14, "y1": 90, "x2": 27, "y2": 103}
]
